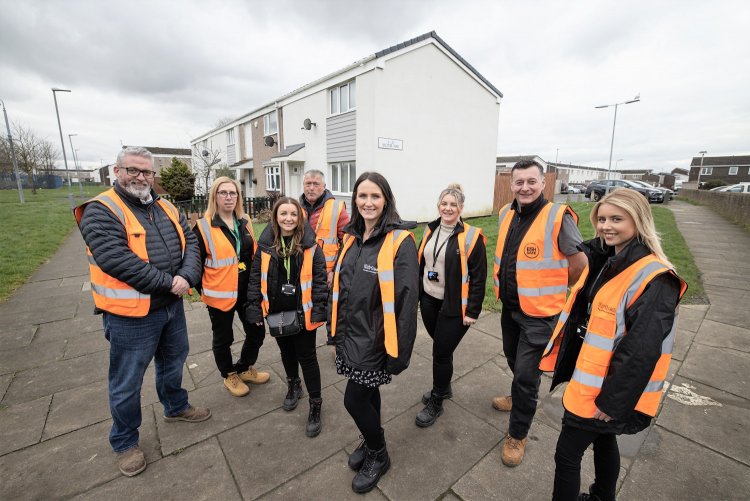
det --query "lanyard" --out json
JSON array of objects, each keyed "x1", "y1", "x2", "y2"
[
  {"x1": 432, "y1": 226, "x2": 450, "y2": 268},
  {"x1": 228, "y1": 218, "x2": 241, "y2": 257},
  {"x1": 280, "y1": 237, "x2": 294, "y2": 283}
]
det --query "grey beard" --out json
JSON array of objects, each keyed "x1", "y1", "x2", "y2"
[{"x1": 124, "y1": 182, "x2": 152, "y2": 203}]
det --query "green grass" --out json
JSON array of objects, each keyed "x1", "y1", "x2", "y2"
[{"x1": 0, "y1": 186, "x2": 108, "y2": 302}]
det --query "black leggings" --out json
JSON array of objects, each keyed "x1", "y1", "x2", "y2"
[
  {"x1": 420, "y1": 294, "x2": 470, "y2": 393},
  {"x1": 344, "y1": 380, "x2": 384, "y2": 450},
  {"x1": 275, "y1": 330, "x2": 321, "y2": 399},
  {"x1": 552, "y1": 424, "x2": 620, "y2": 501}
]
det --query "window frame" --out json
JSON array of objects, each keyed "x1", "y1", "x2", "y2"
[
  {"x1": 265, "y1": 164, "x2": 281, "y2": 192},
  {"x1": 329, "y1": 81, "x2": 356, "y2": 116},
  {"x1": 728, "y1": 166, "x2": 738, "y2": 175},
  {"x1": 263, "y1": 111, "x2": 278, "y2": 136},
  {"x1": 329, "y1": 162, "x2": 356, "y2": 194},
  {"x1": 701, "y1": 167, "x2": 713, "y2": 175}
]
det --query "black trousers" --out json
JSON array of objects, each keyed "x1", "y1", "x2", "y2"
[
  {"x1": 208, "y1": 304, "x2": 265, "y2": 378},
  {"x1": 552, "y1": 424, "x2": 619, "y2": 501},
  {"x1": 501, "y1": 307, "x2": 556, "y2": 439},
  {"x1": 275, "y1": 330, "x2": 321, "y2": 399},
  {"x1": 420, "y1": 293, "x2": 470, "y2": 394},
  {"x1": 344, "y1": 380, "x2": 384, "y2": 450}
]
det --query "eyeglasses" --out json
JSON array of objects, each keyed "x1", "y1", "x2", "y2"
[
  {"x1": 217, "y1": 191, "x2": 239, "y2": 199},
  {"x1": 123, "y1": 167, "x2": 155, "y2": 179}
]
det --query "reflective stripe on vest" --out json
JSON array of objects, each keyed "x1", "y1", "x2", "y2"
[
  {"x1": 197, "y1": 216, "x2": 255, "y2": 311},
  {"x1": 541, "y1": 255, "x2": 686, "y2": 418},
  {"x1": 331, "y1": 229, "x2": 414, "y2": 358},
  {"x1": 74, "y1": 188, "x2": 185, "y2": 317},
  {"x1": 309, "y1": 199, "x2": 345, "y2": 271},
  {"x1": 417, "y1": 223, "x2": 486, "y2": 317},
  {"x1": 493, "y1": 202, "x2": 577, "y2": 317},
  {"x1": 259, "y1": 246, "x2": 324, "y2": 331}
]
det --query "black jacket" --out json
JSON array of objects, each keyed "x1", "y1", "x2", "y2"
[
  {"x1": 193, "y1": 214, "x2": 257, "y2": 305},
  {"x1": 549, "y1": 238, "x2": 682, "y2": 434},
  {"x1": 245, "y1": 223, "x2": 327, "y2": 325},
  {"x1": 418, "y1": 218, "x2": 487, "y2": 318},
  {"x1": 79, "y1": 182, "x2": 202, "y2": 312},
  {"x1": 332, "y1": 219, "x2": 419, "y2": 375}
]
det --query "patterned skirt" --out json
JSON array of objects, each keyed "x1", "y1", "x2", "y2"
[{"x1": 335, "y1": 355, "x2": 392, "y2": 388}]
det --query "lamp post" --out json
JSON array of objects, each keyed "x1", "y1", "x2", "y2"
[
  {"x1": 1, "y1": 98, "x2": 24, "y2": 203},
  {"x1": 696, "y1": 150, "x2": 707, "y2": 189},
  {"x1": 596, "y1": 94, "x2": 640, "y2": 194},
  {"x1": 52, "y1": 88, "x2": 74, "y2": 208}
]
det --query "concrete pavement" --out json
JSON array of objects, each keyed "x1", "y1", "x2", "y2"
[{"x1": 0, "y1": 200, "x2": 748, "y2": 500}]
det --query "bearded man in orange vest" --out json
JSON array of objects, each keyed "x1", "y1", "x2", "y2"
[
  {"x1": 76, "y1": 147, "x2": 210, "y2": 478},
  {"x1": 492, "y1": 159, "x2": 587, "y2": 467},
  {"x1": 299, "y1": 169, "x2": 350, "y2": 347}
]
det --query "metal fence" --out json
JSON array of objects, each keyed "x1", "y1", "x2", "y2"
[{"x1": 165, "y1": 194, "x2": 276, "y2": 219}]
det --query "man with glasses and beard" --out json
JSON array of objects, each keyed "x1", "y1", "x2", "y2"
[{"x1": 75, "y1": 146, "x2": 210, "y2": 478}]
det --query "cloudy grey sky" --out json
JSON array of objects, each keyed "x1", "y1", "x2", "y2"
[{"x1": 1, "y1": 0, "x2": 747, "y2": 173}]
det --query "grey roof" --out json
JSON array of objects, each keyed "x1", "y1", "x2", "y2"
[
  {"x1": 548, "y1": 162, "x2": 609, "y2": 173},
  {"x1": 690, "y1": 155, "x2": 750, "y2": 167},
  {"x1": 671, "y1": 167, "x2": 689, "y2": 175},
  {"x1": 124, "y1": 146, "x2": 191, "y2": 156},
  {"x1": 271, "y1": 143, "x2": 305, "y2": 159},
  {"x1": 496, "y1": 155, "x2": 541, "y2": 163}
]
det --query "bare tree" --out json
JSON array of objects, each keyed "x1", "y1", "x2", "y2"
[
  {"x1": 13, "y1": 122, "x2": 44, "y2": 194},
  {"x1": 192, "y1": 144, "x2": 222, "y2": 194},
  {"x1": 214, "y1": 116, "x2": 235, "y2": 128},
  {"x1": 0, "y1": 137, "x2": 11, "y2": 174},
  {"x1": 38, "y1": 139, "x2": 60, "y2": 172}
]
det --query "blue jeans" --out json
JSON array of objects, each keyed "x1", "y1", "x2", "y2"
[{"x1": 103, "y1": 300, "x2": 190, "y2": 452}]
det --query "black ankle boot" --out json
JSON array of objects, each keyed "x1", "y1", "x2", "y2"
[
  {"x1": 415, "y1": 393, "x2": 444, "y2": 427},
  {"x1": 351, "y1": 444, "x2": 390, "y2": 493},
  {"x1": 306, "y1": 398, "x2": 322, "y2": 437},
  {"x1": 348, "y1": 428, "x2": 383, "y2": 471},
  {"x1": 283, "y1": 377, "x2": 304, "y2": 411},
  {"x1": 421, "y1": 384, "x2": 452, "y2": 405}
]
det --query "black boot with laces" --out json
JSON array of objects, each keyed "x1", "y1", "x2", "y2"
[
  {"x1": 306, "y1": 397, "x2": 322, "y2": 437},
  {"x1": 415, "y1": 392, "x2": 444, "y2": 427},
  {"x1": 351, "y1": 443, "x2": 390, "y2": 493},
  {"x1": 283, "y1": 377, "x2": 304, "y2": 411}
]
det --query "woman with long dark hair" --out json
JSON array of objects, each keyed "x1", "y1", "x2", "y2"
[
  {"x1": 540, "y1": 189, "x2": 686, "y2": 501},
  {"x1": 246, "y1": 197, "x2": 328, "y2": 437},
  {"x1": 331, "y1": 171, "x2": 419, "y2": 493}
]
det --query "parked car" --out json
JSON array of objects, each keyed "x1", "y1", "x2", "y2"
[
  {"x1": 585, "y1": 179, "x2": 664, "y2": 203},
  {"x1": 568, "y1": 184, "x2": 586, "y2": 194},
  {"x1": 717, "y1": 183, "x2": 750, "y2": 194},
  {"x1": 630, "y1": 180, "x2": 675, "y2": 200}
]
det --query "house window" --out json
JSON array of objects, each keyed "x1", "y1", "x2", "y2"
[
  {"x1": 729, "y1": 166, "x2": 738, "y2": 175},
  {"x1": 226, "y1": 128, "x2": 235, "y2": 145},
  {"x1": 264, "y1": 111, "x2": 278, "y2": 136},
  {"x1": 265, "y1": 164, "x2": 280, "y2": 191},
  {"x1": 700, "y1": 167, "x2": 713, "y2": 175},
  {"x1": 329, "y1": 81, "x2": 356, "y2": 115},
  {"x1": 330, "y1": 162, "x2": 356, "y2": 193}
]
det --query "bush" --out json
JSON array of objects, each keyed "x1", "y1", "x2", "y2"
[
  {"x1": 702, "y1": 179, "x2": 727, "y2": 190},
  {"x1": 254, "y1": 208, "x2": 273, "y2": 224},
  {"x1": 160, "y1": 158, "x2": 195, "y2": 201}
]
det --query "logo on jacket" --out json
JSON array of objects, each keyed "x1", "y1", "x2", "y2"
[
  {"x1": 363, "y1": 263, "x2": 378, "y2": 274},
  {"x1": 523, "y1": 243, "x2": 540, "y2": 258},
  {"x1": 596, "y1": 303, "x2": 617, "y2": 316}
]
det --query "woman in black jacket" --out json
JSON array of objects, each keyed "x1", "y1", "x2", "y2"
[
  {"x1": 540, "y1": 189, "x2": 686, "y2": 501},
  {"x1": 331, "y1": 171, "x2": 419, "y2": 494},
  {"x1": 246, "y1": 197, "x2": 328, "y2": 437},
  {"x1": 415, "y1": 183, "x2": 487, "y2": 427}
]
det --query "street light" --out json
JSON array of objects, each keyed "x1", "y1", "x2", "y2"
[
  {"x1": 1, "y1": 98, "x2": 24, "y2": 203},
  {"x1": 52, "y1": 88, "x2": 74, "y2": 209},
  {"x1": 596, "y1": 94, "x2": 640, "y2": 194},
  {"x1": 696, "y1": 150, "x2": 707, "y2": 189}
]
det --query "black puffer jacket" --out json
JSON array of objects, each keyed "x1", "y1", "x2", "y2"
[
  {"x1": 245, "y1": 222, "x2": 327, "y2": 325},
  {"x1": 332, "y1": 219, "x2": 419, "y2": 375},
  {"x1": 418, "y1": 218, "x2": 487, "y2": 319},
  {"x1": 78, "y1": 182, "x2": 201, "y2": 312}
]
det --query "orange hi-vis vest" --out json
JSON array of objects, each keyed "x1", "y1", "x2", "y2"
[
  {"x1": 74, "y1": 188, "x2": 185, "y2": 317},
  {"x1": 258, "y1": 246, "x2": 325, "y2": 331},
  {"x1": 418, "y1": 223, "x2": 486, "y2": 317},
  {"x1": 331, "y1": 229, "x2": 414, "y2": 357},
  {"x1": 493, "y1": 202, "x2": 578, "y2": 317},
  {"x1": 539, "y1": 255, "x2": 687, "y2": 418},
  {"x1": 196, "y1": 215, "x2": 256, "y2": 312},
  {"x1": 305, "y1": 198, "x2": 346, "y2": 272}
]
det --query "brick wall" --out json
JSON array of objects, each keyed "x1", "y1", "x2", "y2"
[{"x1": 680, "y1": 189, "x2": 750, "y2": 230}]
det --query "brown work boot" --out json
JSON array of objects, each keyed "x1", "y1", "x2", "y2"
[
  {"x1": 238, "y1": 367, "x2": 270, "y2": 385},
  {"x1": 117, "y1": 444, "x2": 146, "y2": 477},
  {"x1": 224, "y1": 372, "x2": 250, "y2": 397},
  {"x1": 501, "y1": 435, "x2": 528, "y2": 467},
  {"x1": 492, "y1": 395, "x2": 513, "y2": 411},
  {"x1": 164, "y1": 404, "x2": 212, "y2": 423}
]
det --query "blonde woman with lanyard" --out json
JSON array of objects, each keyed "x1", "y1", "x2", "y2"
[
  {"x1": 194, "y1": 177, "x2": 269, "y2": 398},
  {"x1": 246, "y1": 197, "x2": 328, "y2": 437}
]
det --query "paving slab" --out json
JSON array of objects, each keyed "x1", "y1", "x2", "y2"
[
  {"x1": 0, "y1": 338, "x2": 66, "y2": 376},
  {"x1": 263, "y1": 450, "x2": 388, "y2": 500},
  {"x1": 33, "y1": 315, "x2": 104, "y2": 344},
  {"x1": 0, "y1": 409, "x2": 160, "y2": 500},
  {"x1": 375, "y1": 399, "x2": 499, "y2": 500},
  {"x1": 680, "y1": 343, "x2": 750, "y2": 399},
  {"x1": 218, "y1": 386, "x2": 359, "y2": 499},
  {"x1": 42, "y1": 379, "x2": 111, "y2": 440},
  {"x1": 670, "y1": 328, "x2": 696, "y2": 362},
  {"x1": 694, "y1": 318, "x2": 750, "y2": 353},
  {"x1": 63, "y1": 329, "x2": 108, "y2": 358},
  {"x1": 451, "y1": 359, "x2": 513, "y2": 433},
  {"x1": 0, "y1": 303, "x2": 77, "y2": 327},
  {"x1": 413, "y1": 327, "x2": 503, "y2": 384},
  {"x1": 0, "y1": 372, "x2": 12, "y2": 402},
  {"x1": 186, "y1": 350, "x2": 224, "y2": 388},
  {"x1": 703, "y1": 303, "x2": 750, "y2": 329},
  {"x1": 659, "y1": 376, "x2": 750, "y2": 466},
  {"x1": 73, "y1": 437, "x2": 241, "y2": 501},
  {"x1": 676, "y1": 304, "x2": 708, "y2": 333},
  {"x1": 0, "y1": 395, "x2": 51, "y2": 456},
  {"x1": 0, "y1": 325, "x2": 37, "y2": 350},
  {"x1": 618, "y1": 425, "x2": 750, "y2": 501},
  {"x1": 470, "y1": 312, "x2": 502, "y2": 340}
]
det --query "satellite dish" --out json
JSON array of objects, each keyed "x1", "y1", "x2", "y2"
[
  {"x1": 202, "y1": 150, "x2": 209, "y2": 157},
  {"x1": 264, "y1": 136, "x2": 276, "y2": 147},
  {"x1": 302, "y1": 118, "x2": 316, "y2": 130}
]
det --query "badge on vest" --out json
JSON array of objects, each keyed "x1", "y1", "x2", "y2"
[
  {"x1": 238, "y1": 262, "x2": 247, "y2": 272},
  {"x1": 523, "y1": 243, "x2": 540, "y2": 258}
]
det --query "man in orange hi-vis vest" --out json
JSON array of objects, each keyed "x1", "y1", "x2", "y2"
[
  {"x1": 76, "y1": 147, "x2": 210, "y2": 478},
  {"x1": 492, "y1": 159, "x2": 587, "y2": 467},
  {"x1": 299, "y1": 169, "x2": 350, "y2": 348}
]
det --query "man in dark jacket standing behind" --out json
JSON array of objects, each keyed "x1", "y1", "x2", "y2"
[{"x1": 75, "y1": 147, "x2": 210, "y2": 478}]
